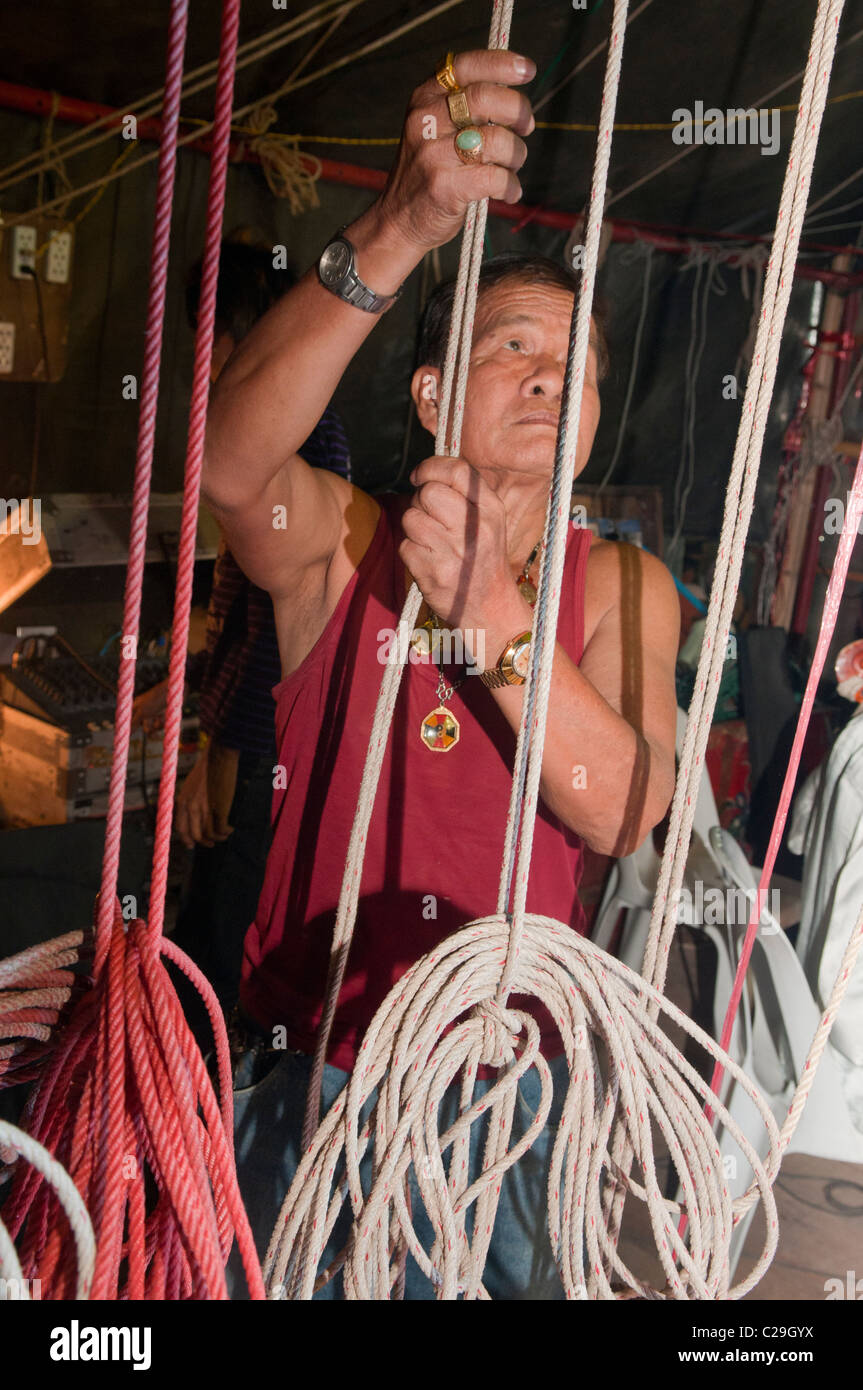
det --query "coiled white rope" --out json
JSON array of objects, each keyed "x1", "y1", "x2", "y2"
[
  {"x1": 270, "y1": 918, "x2": 781, "y2": 1300},
  {"x1": 268, "y1": 0, "x2": 858, "y2": 1300},
  {"x1": 0, "y1": 1120, "x2": 96, "y2": 1299}
]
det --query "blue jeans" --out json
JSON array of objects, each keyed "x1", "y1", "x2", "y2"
[{"x1": 230, "y1": 1049, "x2": 569, "y2": 1300}]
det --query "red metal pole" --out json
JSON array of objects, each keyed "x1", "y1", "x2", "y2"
[{"x1": 0, "y1": 78, "x2": 248, "y2": 161}]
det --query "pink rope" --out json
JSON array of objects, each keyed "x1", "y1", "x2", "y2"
[
  {"x1": 2, "y1": 0, "x2": 265, "y2": 1301},
  {"x1": 147, "y1": 0, "x2": 241, "y2": 941},
  {"x1": 94, "y1": 0, "x2": 189, "y2": 975}
]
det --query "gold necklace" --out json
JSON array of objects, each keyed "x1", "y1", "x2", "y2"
[{"x1": 413, "y1": 536, "x2": 544, "y2": 752}]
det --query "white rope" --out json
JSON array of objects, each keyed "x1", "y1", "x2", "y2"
[
  {"x1": 493, "y1": 0, "x2": 627, "y2": 954},
  {"x1": 275, "y1": 0, "x2": 769, "y2": 1300},
  {"x1": 603, "y1": 0, "x2": 849, "y2": 1250},
  {"x1": 641, "y1": 0, "x2": 846, "y2": 1004},
  {"x1": 300, "y1": 0, "x2": 515, "y2": 1152},
  {"x1": 0, "y1": 1120, "x2": 96, "y2": 1299},
  {"x1": 268, "y1": 0, "x2": 862, "y2": 1302},
  {"x1": 267, "y1": 917, "x2": 780, "y2": 1300}
]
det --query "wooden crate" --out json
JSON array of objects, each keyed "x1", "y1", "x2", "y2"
[{"x1": 0, "y1": 699, "x2": 198, "y2": 828}]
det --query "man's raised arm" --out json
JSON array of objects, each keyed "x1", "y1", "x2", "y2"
[
  {"x1": 201, "y1": 49, "x2": 535, "y2": 595},
  {"x1": 202, "y1": 208, "x2": 417, "y2": 513}
]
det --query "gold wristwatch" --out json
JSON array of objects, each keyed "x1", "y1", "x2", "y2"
[{"x1": 478, "y1": 630, "x2": 533, "y2": 688}]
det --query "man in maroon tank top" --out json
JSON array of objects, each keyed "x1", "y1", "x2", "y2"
[{"x1": 202, "y1": 47, "x2": 679, "y2": 1299}]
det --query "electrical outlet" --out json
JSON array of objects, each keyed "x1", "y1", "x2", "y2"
[
  {"x1": 10, "y1": 226, "x2": 36, "y2": 280},
  {"x1": 0, "y1": 323, "x2": 15, "y2": 374},
  {"x1": 45, "y1": 229, "x2": 73, "y2": 285}
]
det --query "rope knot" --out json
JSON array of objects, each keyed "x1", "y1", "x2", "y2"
[
  {"x1": 246, "y1": 101, "x2": 321, "y2": 215},
  {"x1": 474, "y1": 999, "x2": 522, "y2": 1068}
]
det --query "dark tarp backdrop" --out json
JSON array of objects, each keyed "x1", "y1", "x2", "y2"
[{"x1": 0, "y1": 0, "x2": 860, "y2": 613}]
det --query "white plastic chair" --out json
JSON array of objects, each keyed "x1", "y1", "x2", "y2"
[
  {"x1": 705, "y1": 825, "x2": 863, "y2": 1273},
  {"x1": 591, "y1": 709, "x2": 863, "y2": 1277},
  {"x1": 592, "y1": 708, "x2": 724, "y2": 969}
]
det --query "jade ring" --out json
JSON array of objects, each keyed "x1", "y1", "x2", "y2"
[{"x1": 454, "y1": 126, "x2": 484, "y2": 165}]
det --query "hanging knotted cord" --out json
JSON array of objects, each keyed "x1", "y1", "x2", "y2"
[
  {"x1": 3, "y1": 0, "x2": 264, "y2": 1300},
  {"x1": 246, "y1": 102, "x2": 322, "y2": 213},
  {"x1": 268, "y1": 0, "x2": 863, "y2": 1302}
]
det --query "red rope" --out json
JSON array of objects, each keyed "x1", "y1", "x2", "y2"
[
  {"x1": 6, "y1": 908, "x2": 262, "y2": 1298},
  {"x1": 147, "y1": 0, "x2": 241, "y2": 942},
  {"x1": 94, "y1": 0, "x2": 189, "y2": 968},
  {"x1": 2, "y1": 0, "x2": 263, "y2": 1300}
]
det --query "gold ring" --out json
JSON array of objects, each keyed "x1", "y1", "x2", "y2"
[
  {"x1": 435, "y1": 51, "x2": 460, "y2": 94},
  {"x1": 454, "y1": 126, "x2": 484, "y2": 165},
  {"x1": 447, "y1": 90, "x2": 472, "y2": 129}
]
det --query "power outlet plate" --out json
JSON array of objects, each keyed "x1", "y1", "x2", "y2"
[
  {"x1": 0, "y1": 323, "x2": 15, "y2": 374},
  {"x1": 45, "y1": 229, "x2": 73, "y2": 285},
  {"x1": 10, "y1": 226, "x2": 36, "y2": 280}
]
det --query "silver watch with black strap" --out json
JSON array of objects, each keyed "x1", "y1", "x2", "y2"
[{"x1": 317, "y1": 229, "x2": 402, "y2": 314}]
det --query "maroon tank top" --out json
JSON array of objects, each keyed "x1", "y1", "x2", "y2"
[{"x1": 240, "y1": 492, "x2": 593, "y2": 1071}]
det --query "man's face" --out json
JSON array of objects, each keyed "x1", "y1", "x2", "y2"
[{"x1": 456, "y1": 279, "x2": 601, "y2": 481}]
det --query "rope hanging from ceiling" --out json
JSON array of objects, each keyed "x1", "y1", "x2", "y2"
[
  {"x1": 0, "y1": 0, "x2": 263, "y2": 1301},
  {"x1": 1, "y1": 0, "x2": 860, "y2": 1305}
]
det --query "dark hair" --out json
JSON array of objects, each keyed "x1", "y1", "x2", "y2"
[
  {"x1": 416, "y1": 252, "x2": 609, "y2": 381},
  {"x1": 185, "y1": 240, "x2": 297, "y2": 343}
]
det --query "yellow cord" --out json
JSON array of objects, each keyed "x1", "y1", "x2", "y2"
[
  {"x1": 216, "y1": 87, "x2": 863, "y2": 143},
  {"x1": 21, "y1": 84, "x2": 863, "y2": 250}
]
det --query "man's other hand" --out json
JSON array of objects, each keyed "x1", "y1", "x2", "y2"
[
  {"x1": 175, "y1": 743, "x2": 238, "y2": 849},
  {"x1": 377, "y1": 49, "x2": 536, "y2": 253},
  {"x1": 131, "y1": 678, "x2": 168, "y2": 735}
]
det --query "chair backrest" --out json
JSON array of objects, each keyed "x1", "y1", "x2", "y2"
[
  {"x1": 592, "y1": 708, "x2": 725, "y2": 957},
  {"x1": 793, "y1": 709, "x2": 863, "y2": 1068},
  {"x1": 708, "y1": 825, "x2": 863, "y2": 1161}
]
